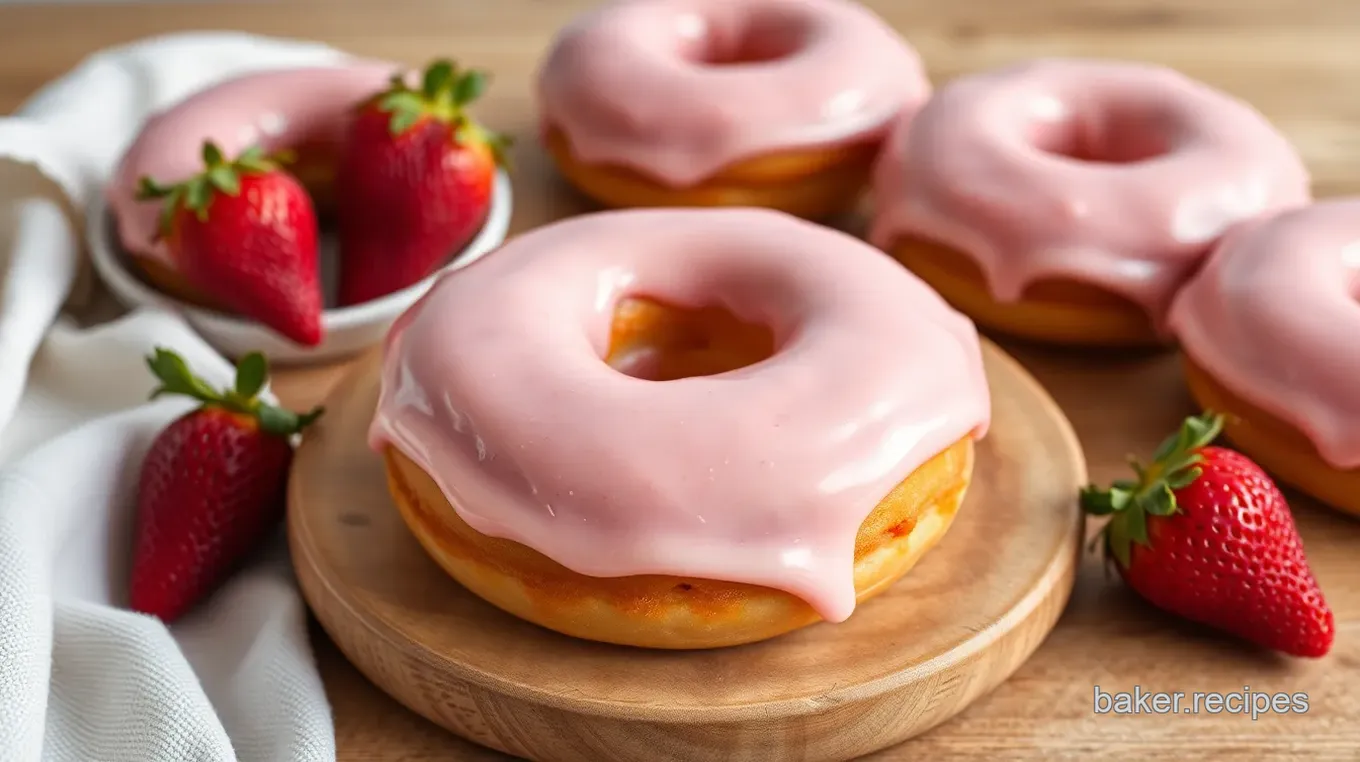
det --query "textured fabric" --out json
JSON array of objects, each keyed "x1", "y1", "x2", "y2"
[{"x1": 0, "y1": 33, "x2": 351, "y2": 762}]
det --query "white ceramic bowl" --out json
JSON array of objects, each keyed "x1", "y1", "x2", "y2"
[{"x1": 88, "y1": 169, "x2": 513, "y2": 364}]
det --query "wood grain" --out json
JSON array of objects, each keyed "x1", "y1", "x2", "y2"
[
  {"x1": 4, "y1": 2, "x2": 1360, "y2": 760},
  {"x1": 287, "y1": 344, "x2": 1084, "y2": 762}
]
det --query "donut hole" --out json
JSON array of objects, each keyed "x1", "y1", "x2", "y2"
[
  {"x1": 679, "y1": 8, "x2": 812, "y2": 67},
  {"x1": 604, "y1": 297, "x2": 776, "y2": 381},
  {"x1": 283, "y1": 140, "x2": 345, "y2": 209},
  {"x1": 1026, "y1": 99, "x2": 1171, "y2": 164}
]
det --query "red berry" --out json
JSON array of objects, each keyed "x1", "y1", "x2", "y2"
[
  {"x1": 128, "y1": 348, "x2": 322, "y2": 622},
  {"x1": 138, "y1": 142, "x2": 324, "y2": 346},
  {"x1": 1080, "y1": 413, "x2": 1334, "y2": 658},
  {"x1": 335, "y1": 59, "x2": 506, "y2": 306}
]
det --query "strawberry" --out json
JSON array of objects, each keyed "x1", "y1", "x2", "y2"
[
  {"x1": 1080, "y1": 412, "x2": 1334, "y2": 658},
  {"x1": 335, "y1": 59, "x2": 508, "y2": 306},
  {"x1": 137, "y1": 142, "x2": 324, "y2": 346},
  {"x1": 128, "y1": 347, "x2": 323, "y2": 622}
]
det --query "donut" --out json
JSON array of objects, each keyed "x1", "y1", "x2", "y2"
[
  {"x1": 536, "y1": 0, "x2": 929, "y2": 220},
  {"x1": 1168, "y1": 199, "x2": 1360, "y2": 516},
  {"x1": 106, "y1": 62, "x2": 397, "y2": 308},
  {"x1": 368, "y1": 208, "x2": 991, "y2": 649},
  {"x1": 869, "y1": 59, "x2": 1311, "y2": 347}
]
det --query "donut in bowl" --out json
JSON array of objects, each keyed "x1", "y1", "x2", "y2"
[
  {"x1": 106, "y1": 63, "x2": 399, "y2": 311},
  {"x1": 870, "y1": 58, "x2": 1311, "y2": 347},
  {"x1": 536, "y1": 0, "x2": 930, "y2": 220},
  {"x1": 368, "y1": 208, "x2": 991, "y2": 649},
  {"x1": 1168, "y1": 199, "x2": 1360, "y2": 516}
]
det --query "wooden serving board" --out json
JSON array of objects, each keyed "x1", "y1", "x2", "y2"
[
  {"x1": 6, "y1": 2, "x2": 1360, "y2": 760},
  {"x1": 287, "y1": 342, "x2": 1086, "y2": 762}
]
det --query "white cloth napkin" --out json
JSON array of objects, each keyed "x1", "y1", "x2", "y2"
[{"x1": 0, "y1": 32, "x2": 370, "y2": 762}]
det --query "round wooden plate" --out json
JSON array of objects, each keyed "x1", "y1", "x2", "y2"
[{"x1": 288, "y1": 340, "x2": 1087, "y2": 762}]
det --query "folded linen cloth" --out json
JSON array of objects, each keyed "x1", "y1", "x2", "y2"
[{"x1": 0, "y1": 32, "x2": 370, "y2": 762}]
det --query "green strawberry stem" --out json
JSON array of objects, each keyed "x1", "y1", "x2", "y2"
[
  {"x1": 145, "y1": 347, "x2": 323, "y2": 437},
  {"x1": 377, "y1": 58, "x2": 513, "y2": 166},
  {"x1": 1078, "y1": 411, "x2": 1225, "y2": 570},
  {"x1": 135, "y1": 142, "x2": 282, "y2": 237}
]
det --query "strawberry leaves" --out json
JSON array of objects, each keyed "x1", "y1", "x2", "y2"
[
  {"x1": 136, "y1": 142, "x2": 283, "y2": 236},
  {"x1": 379, "y1": 90, "x2": 428, "y2": 135},
  {"x1": 1080, "y1": 411, "x2": 1225, "y2": 568},
  {"x1": 257, "y1": 401, "x2": 324, "y2": 439},
  {"x1": 146, "y1": 347, "x2": 220, "y2": 402},
  {"x1": 374, "y1": 59, "x2": 513, "y2": 164},
  {"x1": 379, "y1": 58, "x2": 484, "y2": 134},
  {"x1": 201, "y1": 142, "x2": 239, "y2": 196},
  {"x1": 454, "y1": 71, "x2": 487, "y2": 103},
  {"x1": 234, "y1": 351, "x2": 268, "y2": 399},
  {"x1": 145, "y1": 347, "x2": 323, "y2": 438}
]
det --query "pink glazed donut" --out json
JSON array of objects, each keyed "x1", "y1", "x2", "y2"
[
  {"x1": 1169, "y1": 199, "x2": 1360, "y2": 516},
  {"x1": 870, "y1": 58, "x2": 1311, "y2": 347},
  {"x1": 368, "y1": 208, "x2": 991, "y2": 648},
  {"x1": 537, "y1": 0, "x2": 930, "y2": 220}
]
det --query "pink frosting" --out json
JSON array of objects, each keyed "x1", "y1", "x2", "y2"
[
  {"x1": 870, "y1": 58, "x2": 1311, "y2": 330},
  {"x1": 106, "y1": 62, "x2": 399, "y2": 263},
  {"x1": 536, "y1": 0, "x2": 930, "y2": 186},
  {"x1": 1168, "y1": 199, "x2": 1360, "y2": 469},
  {"x1": 369, "y1": 208, "x2": 990, "y2": 623}
]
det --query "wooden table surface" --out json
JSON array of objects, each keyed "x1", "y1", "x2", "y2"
[{"x1": 4, "y1": 2, "x2": 1360, "y2": 760}]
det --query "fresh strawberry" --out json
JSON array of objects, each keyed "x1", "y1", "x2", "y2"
[
  {"x1": 137, "y1": 143, "x2": 324, "y2": 346},
  {"x1": 335, "y1": 59, "x2": 508, "y2": 306},
  {"x1": 128, "y1": 347, "x2": 323, "y2": 622},
  {"x1": 1080, "y1": 412, "x2": 1334, "y2": 658}
]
